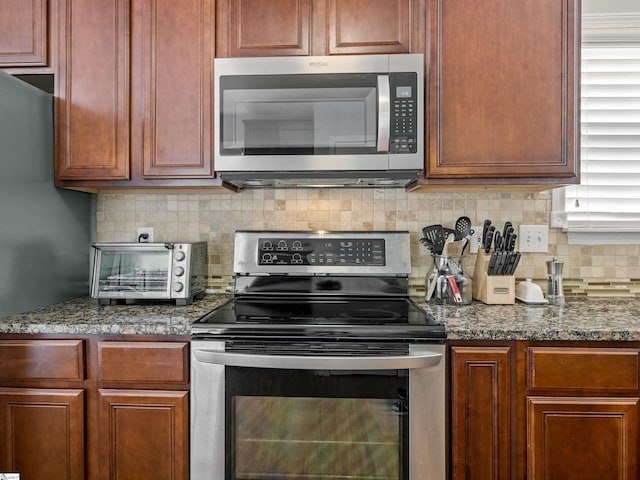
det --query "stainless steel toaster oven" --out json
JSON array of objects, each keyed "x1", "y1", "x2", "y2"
[{"x1": 90, "y1": 242, "x2": 208, "y2": 305}]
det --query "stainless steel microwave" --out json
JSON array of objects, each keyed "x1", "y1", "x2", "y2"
[
  {"x1": 90, "y1": 242, "x2": 208, "y2": 305},
  {"x1": 214, "y1": 54, "x2": 424, "y2": 189}
]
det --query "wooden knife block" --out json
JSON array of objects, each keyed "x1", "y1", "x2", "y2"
[{"x1": 472, "y1": 252, "x2": 515, "y2": 304}]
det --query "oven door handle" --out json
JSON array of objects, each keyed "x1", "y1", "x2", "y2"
[{"x1": 192, "y1": 348, "x2": 442, "y2": 370}]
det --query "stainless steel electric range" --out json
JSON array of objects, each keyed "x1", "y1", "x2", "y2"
[{"x1": 191, "y1": 231, "x2": 446, "y2": 480}]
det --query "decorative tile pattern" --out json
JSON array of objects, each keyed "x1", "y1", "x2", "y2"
[{"x1": 96, "y1": 190, "x2": 640, "y2": 296}]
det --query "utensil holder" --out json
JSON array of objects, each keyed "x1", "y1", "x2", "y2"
[
  {"x1": 426, "y1": 255, "x2": 472, "y2": 305},
  {"x1": 472, "y1": 252, "x2": 515, "y2": 304}
]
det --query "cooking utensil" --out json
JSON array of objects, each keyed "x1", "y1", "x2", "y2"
[
  {"x1": 454, "y1": 216, "x2": 472, "y2": 241},
  {"x1": 422, "y1": 224, "x2": 446, "y2": 255}
]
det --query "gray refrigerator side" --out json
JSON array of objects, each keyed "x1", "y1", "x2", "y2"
[{"x1": 0, "y1": 71, "x2": 94, "y2": 317}]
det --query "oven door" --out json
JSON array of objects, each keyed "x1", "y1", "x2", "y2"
[{"x1": 190, "y1": 340, "x2": 445, "y2": 480}]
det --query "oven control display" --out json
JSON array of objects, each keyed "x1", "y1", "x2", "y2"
[{"x1": 258, "y1": 238, "x2": 386, "y2": 266}]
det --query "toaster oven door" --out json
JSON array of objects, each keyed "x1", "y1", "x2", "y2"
[{"x1": 91, "y1": 244, "x2": 173, "y2": 300}]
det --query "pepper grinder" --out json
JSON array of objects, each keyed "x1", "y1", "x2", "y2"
[{"x1": 546, "y1": 257, "x2": 564, "y2": 305}]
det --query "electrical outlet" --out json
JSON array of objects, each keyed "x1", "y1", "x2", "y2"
[
  {"x1": 519, "y1": 225, "x2": 549, "y2": 253},
  {"x1": 136, "y1": 227, "x2": 154, "y2": 243},
  {"x1": 469, "y1": 225, "x2": 484, "y2": 254}
]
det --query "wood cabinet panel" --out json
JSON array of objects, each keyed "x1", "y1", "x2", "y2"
[
  {"x1": 55, "y1": 0, "x2": 131, "y2": 180},
  {"x1": 98, "y1": 341, "x2": 189, "y2": 384},
  {"x1": 98, "y1": 389, "x2": 189, "y2": 480},
  {"x1": 221, "y1": 0, "x2": 311, "y2": 57},
  {"x1": 450, "y1": 346, "x2": 512, "y2": 480},
  {"x1": 424, "y1": 0, "x2": 579, "y2": 182},
  {"x1": 328, "y1": 0, "x2": 412, "y2": 54},
  {"x1": 0, "y1": 388, "x2": 85, "y2": 479},
  {"x1": 0, "y1": 0, "x2": 48, "y2": 67},
  {"x1": 133, "y1": 0, "x2": 215, "y2": 178},
  {"x1": 527, "y1": 347, "x2": 640, "y2": 392},
  {"x1": 0, "y1": 340, "x2": 85, "y2": 381},
  {"x1": 527, "y1": 396, "x2": 639, "y2": 480},
  {"x1": 217, "y1": 0, "x2": 423, "y2": 57}
]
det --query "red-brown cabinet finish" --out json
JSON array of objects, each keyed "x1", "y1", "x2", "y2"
[
  {"x1": 55, "y1": 0, "x2": 131, "y2": 181},
  {"x1": 98, "y1": 390, "x2": 189, "y2": 480},
  {"x1": 0, "y1": 0, "x2": 48, "y2": 68},
  {"x1": 0, "y1": 339, "x2": 85, "y2": 381},
  {"x1": 450, "y1": 346, "x2": 512, "y2": 480},
  {"x1": 0, "y1": 388, "x2": 85, "y2": 480},
  {"x1": 216, "y1": 0, "x2": 424, "y2": 57},
  {"x1": 528, "y1": 397, "x2": 639, "y2": 480},
  {"x1": 54, "y1": 0, "x2": 216, "y2": 187},
  {"x1": 423, "y1": 0, "x2": 579, "y2": 184}
]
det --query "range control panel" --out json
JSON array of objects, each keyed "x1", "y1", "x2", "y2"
[
  {"x1": 233, "y1": 231, "x2": 411, "y2": 275},
  {"x1": 258, "y1": 238, "x2": 385, "y2": 266}
]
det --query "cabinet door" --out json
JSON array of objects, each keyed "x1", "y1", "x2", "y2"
[
  {"x1": 0, "y1": 388, "x2": 85, "y2": 480},
  {"x1": 218, "y1": 0, "x2": 311, "y2": 57},
  {"x1": 528, "y1": 397, "x2": 639, "y2": 480},
  {"x1": 0, "y1": 0, "x2": 48, "y2": 67},
  {"x1": 425, "y1": 0, "x2": 579, "y2": 182},
  {"x1": 98, "y1": 389, "x2": 189, "y2": 480},
  {"x1": 450, "y1": 346, "x2": 512, "y2": 480},
  {"x1": 55, "y1": 0, "x2": 130, "y2": 180},
  {"x1": 132, "y1": 0, "x2": 214, "y2": 178},
  {"x1": 327, "y1": 0, "x2": 415, "y2": 55}
]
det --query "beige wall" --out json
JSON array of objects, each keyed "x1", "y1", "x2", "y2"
[{"x1": 96, "y1": 190, "x2": 640, "y2": 296}]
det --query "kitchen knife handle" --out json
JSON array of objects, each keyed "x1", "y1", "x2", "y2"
[{"x1": 377, "y1": 75, "x2": 391, "y2": 152}]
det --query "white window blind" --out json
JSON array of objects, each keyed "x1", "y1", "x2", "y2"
[{"x1": 559, "y1": 14, "x2": 640, "y2": 241}]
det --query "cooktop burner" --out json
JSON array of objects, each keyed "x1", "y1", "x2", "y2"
[{"x1": 192, "y1": 296, "x2": 445, "y2": 341}]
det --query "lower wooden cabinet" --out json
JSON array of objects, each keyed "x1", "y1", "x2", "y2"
[
  {"x1": 450, "y1": 345, "x2": 513, "y2": 480},
  {"x1": 451, "y1": 342, "x2": 640, "y2": 480},
  {"x1": 0, "y1": 336, "x2": 189, "y2": 480},
  {"x1": 0, "y1": 388, "x2": 85, "y2": 479},
  {"x1": 527, "y1": 396, "x2": 638, "y2": 480},
  {"x1": 98, "y1": 390, "x2": 189, "y2": 480}
]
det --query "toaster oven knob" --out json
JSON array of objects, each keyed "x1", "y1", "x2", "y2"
[
  {"x1": 173, "y1": 266, "x2": 185, "y2": 277},
  {"x1": 172, "y1": 282, "x2": 184, "y2": 292},
  {"x1": 174, "y1": 251, "x2": 186, "y2": 261}
]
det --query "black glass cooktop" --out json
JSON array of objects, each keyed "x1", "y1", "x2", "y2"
[{"x1": 192, "y1": 296, "x2": 445, "y2": 341}]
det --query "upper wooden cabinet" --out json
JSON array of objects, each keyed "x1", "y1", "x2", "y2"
[
  {"x1": 54, "y1": 0, "x2": 219, "y2": 190},
  {"x1": 417, "y1": 0, "x2": 580, "y2": 188},
  {"x1": 216, "y1": 0, "x2": 425, "y2": 57},
  {"x1": 0, "y1": 0, "x2": 51, "y2": 71}
]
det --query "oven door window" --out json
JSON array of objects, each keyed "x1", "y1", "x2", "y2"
[
  {"x1": 226, "y1": 367, "x2": 408, "y2": 480},
  {"x1": 95, "y1": 249, "x2": 171, "y2": 295},
  {"x1": 219, "y1": 74, "x2": 379, "y2": 156}
]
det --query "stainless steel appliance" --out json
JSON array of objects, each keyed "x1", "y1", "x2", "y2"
[
  {"x1": 191, "y1": 231, "x2": 446, "y2": 480},
  {"x1": 90, "y1": 242, "x2": 208, "y2": 305},
  {"x1": 214, "y1": 54, "x2": 424, "y2": 189}
]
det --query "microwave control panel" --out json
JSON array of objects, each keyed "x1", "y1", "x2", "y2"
[{"x1": 389, "y1": 72, "x2": 418, "y2": 154}]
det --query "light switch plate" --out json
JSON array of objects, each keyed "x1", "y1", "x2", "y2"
[{"x1": 519, "y1": 225, "x2": 549, "y2": 252}]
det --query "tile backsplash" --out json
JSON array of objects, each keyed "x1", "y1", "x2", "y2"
[{"x1": 96, "y1": 189, "x2": 640, "y2": 297}]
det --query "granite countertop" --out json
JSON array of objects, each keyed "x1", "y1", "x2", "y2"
[
  {"x1": 0, "y1": 295, "x2": 231, "y2": 336},
  {"x1": 2, "y1": 295, "x2": 640, "y2": 341}
]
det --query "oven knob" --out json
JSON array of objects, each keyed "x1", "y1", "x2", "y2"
[
  {"x1": 174, "y1": 266, "x2": 185, "y2": 277},
  {"x1": 173, "y1": 282, "x2": 184, "y2": 292},
  {"x1": 174, "y1": 251, "x2": 186, "y2": 261}
]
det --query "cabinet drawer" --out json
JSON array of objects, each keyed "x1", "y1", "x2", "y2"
[
  {"x1": 527, "y1": 347, "x2": 640, "y2": 392},
  {"x1": 0, "y1": 340, "x2": 85, "y2": 381},
  {"x1": 98, "y1": 342, "x2": 188, "y2": 384}
]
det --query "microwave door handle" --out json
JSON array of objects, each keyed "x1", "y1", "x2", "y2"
[
  {"x1": 377, "y1": 75, "x2": 391, "y2": 152},
  {"x1": 193, "y1": 348, "x2": 442, "y2": 370}
]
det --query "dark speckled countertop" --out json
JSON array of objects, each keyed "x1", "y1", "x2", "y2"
[{"x1": 2, "y1": 295, "x2": 640, "y2": 341}]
